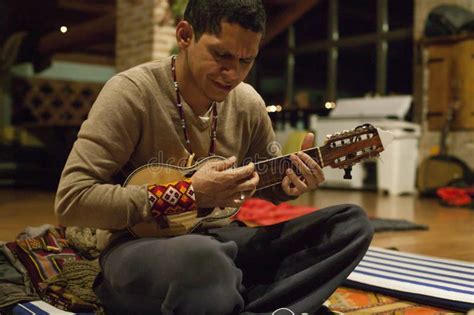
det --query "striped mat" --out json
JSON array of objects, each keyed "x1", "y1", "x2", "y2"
[
  {"x1": 12, "y1": 301, "x2": 94, "y2": 315},
  {"x1": 345, "y1": 247, "x2": 474, "y2": 312}
]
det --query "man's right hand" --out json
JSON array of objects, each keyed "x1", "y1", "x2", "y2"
[{"x1": 191, "y1": 156, "x2": 259, "y2": 208}]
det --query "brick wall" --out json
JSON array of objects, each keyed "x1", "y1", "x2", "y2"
[
  {"x1": 116, "y1": 0, "x2": 176, "y2": 72},
  {"x1": 414, "y1": 0, "x2": 474, "y2": 169}
]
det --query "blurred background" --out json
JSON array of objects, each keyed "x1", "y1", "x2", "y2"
[{"x1": 0, "y1": 0, "x2": 473, "y2": 197}]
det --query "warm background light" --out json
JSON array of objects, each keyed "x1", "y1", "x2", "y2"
[
  {"x1": 324, "y1": 101, "x2": 336, "y2": 109},
  {"x1": 266, "y1": 105, "x2": 283, "y2": 113}
]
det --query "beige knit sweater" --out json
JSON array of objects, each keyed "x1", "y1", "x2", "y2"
[{"x1": 55, "y1": 56, "x2": 291, "y2": 249}]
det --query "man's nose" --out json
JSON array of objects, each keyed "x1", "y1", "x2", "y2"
[{"x1": 221, "y1": 61, "x2": 241, "y2": 83}]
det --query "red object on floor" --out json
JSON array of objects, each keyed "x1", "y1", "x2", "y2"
[
  {"x1": 232, "y1": 198, "x2": 318, "y2": 226},
  {"x1": 437, "y1": 187, "x2": 474, "y2": 207}
]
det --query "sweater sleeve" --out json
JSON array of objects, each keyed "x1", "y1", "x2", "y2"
[
  {"x1": 244, "y1": 93, "x2": 297, "y2": 204},
  {"x1": 54, "y1": 75, "x2": 152, "y2": 230}
]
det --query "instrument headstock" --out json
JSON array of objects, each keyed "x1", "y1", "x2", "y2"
[{"x1": 322, "y1": 124, "x2": 391, "y2": 170}]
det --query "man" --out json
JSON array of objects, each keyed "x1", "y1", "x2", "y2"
[{"x1": 55, "y1": 0, "x2": 373, "y2": 314}]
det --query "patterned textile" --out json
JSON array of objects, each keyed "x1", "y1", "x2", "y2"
[
  {"x1": 345, "y1": 247, "x2": 474, "y2": 312},
  {"x1": 64, "y1": 227, "x2": 99, "y2": 260},
  {"x1": 11, "y1": 76, "x2": 102, "y2": 127},
  {"x1": 41, "y1": 259, "x2": 101, "y2": 312},
  {"x1": 5, "y1": 225, "x2": 469, "y2": 314},
  {"x1": 5, "y1": 228, "x2": 99, "y2": 313},
  {"x1": 147, "y1": 179, "x2": 197, "y2": 220},
  {"x1": 328, "y1": 287, "x2": 463, "y2": 314},
  {"x1": 17, "y1": 224, "x2": 54, "y2": 240},
  {"x1": 6, "y1": 228, "x2": 79, "y2": 288}
]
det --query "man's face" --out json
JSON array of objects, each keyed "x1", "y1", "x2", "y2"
[{"x1": 185, "y1": 21, "x2": 262, "y2": 102}]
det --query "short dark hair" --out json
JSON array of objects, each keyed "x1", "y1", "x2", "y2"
[{"x1": 183, "y1": 0, "x2": 266, "y2": 40}]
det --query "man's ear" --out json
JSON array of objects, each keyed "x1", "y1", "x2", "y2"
[{"x1": 176, "y1": 21, "x2": 194, "y2": 49}]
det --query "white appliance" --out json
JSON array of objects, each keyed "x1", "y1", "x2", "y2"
[{"x1": 310, "y1": 96, "x2": 420, "y2": 195}]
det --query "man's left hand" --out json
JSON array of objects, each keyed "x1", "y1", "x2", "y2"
[{"x1": 281, "y1": 133, "x2": 325, "y2": 197}]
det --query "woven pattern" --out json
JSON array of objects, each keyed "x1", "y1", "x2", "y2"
[
  {"x1": 6, "y1": 228, "x2": 99, "y2": 312},
  {"x1": 43, "y1": 259, "x2": 101, "y2": 311},
  {"x1": 328, "y1": 287, "x2": 462, "y2": 314},
  {"x1": 11, "y1": 76, "x2": 103, "y2": 126},
  {"x1": 147, "y1": 179, "x2": 197, "y2": 218},
  {"x1": 7, "y1": 228, "x2": 78, "y2": 285}
]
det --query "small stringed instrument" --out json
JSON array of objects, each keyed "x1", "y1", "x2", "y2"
[{"x1": 125, "y1": 124, "x2": 393, "y2": 238}]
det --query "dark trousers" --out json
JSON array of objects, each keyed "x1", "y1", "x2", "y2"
[{"x1": 93, "y1": 204, "x2": 373, "y2": 315}]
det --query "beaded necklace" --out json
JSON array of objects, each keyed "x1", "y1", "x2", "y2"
[{"x1": 171, "y1": 55, "x2": 218, "y2": 157}]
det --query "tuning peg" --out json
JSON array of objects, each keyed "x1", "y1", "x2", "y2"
[{"x1": 343, "y1": 166, "x2": 353, "y2": 179}]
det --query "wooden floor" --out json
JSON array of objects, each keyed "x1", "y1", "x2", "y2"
[{"x1": 0, "y1": 187, "x2": 473, "y2": 262}]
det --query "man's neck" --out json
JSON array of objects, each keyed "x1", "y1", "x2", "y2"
[{"x1": 175, "y1": 54, "x2": 213, "y2": 116}]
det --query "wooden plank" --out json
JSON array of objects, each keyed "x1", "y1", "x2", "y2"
[
  {"x1": 37, "y1": 13, "x2": 115, "y2": 56},
  {"x1": 454, "y1": 39, "x2": 474, "y2": 129},
  {"x1": 426, "y1": 45, "x2": 452, "y2": 131},
  {"x1": 263, "y1": 0, "x2": 321, "y2": 46}
]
